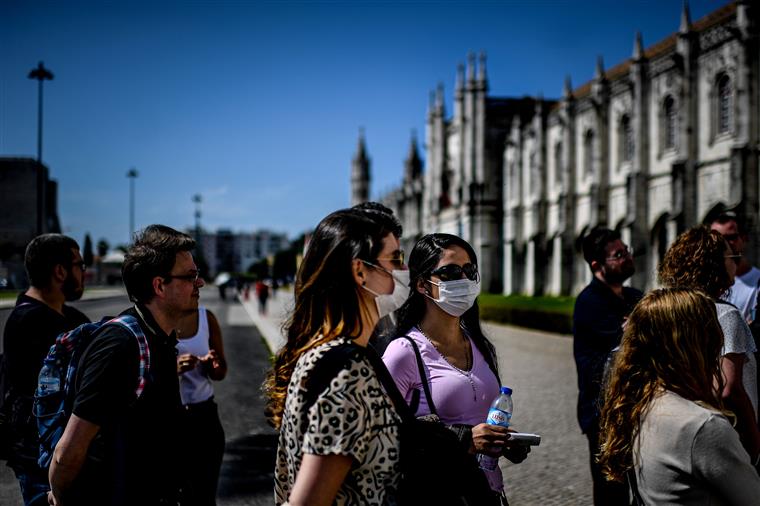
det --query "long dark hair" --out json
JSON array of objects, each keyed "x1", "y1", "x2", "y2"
[
  {"x1": 264, "y1": 208, "x2": 393, "y2": 428},
  {"x1": 393, "y1": 233, "x2": 499, "y2": 379}
]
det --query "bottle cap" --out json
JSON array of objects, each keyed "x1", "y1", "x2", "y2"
[{"x1": 501, "y1": 386, "x2": 512, "y2": 395}]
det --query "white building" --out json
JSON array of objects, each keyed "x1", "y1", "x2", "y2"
[{"x1": 370, "y1": 1, "x2": 759, "y2": 295}]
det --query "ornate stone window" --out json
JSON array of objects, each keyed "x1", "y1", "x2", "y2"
[
  {"x1": 717, "y1": 73, "x2": 732, "y2": 135},
  {"x1": 554, "y1": 141, "x2": 564, "y2": 188},
  {"x1": 663, "y1": 96, "x2": 677, "y2": 151},
  {"x1": 619, "y1": 114, "x2": 634, "y2": 164},
  {"x1": 584, "y1": 129, "x2": 594, "y2": 177}
]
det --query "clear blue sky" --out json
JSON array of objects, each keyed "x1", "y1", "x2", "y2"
[{"x1": 1, "y1": 0, "x2": 726, "y2": 250}]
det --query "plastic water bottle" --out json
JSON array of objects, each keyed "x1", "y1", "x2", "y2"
[
  {"x1": 37, "y1": 363, "x2": 60, "y2": 395},
  {"x1": 478, "y1": 386, "x2": 513, "y2": 471}
]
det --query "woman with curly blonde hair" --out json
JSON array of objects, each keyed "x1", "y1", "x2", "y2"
[
  {"x1": 658, "y1": 225, "x2": 760, "y2": 461},
  {"x1": 599, "y1": 288, "x2": 760, "y2": 504},
  {"x1": 264, "y1": 207, "x2": 409, "y2": 506}
]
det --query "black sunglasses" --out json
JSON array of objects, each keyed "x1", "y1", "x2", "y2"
[
  {"x1": 430, "y1": 263, "x2": 479, "y2": 282},
  {"x1": 163, "y1": 271, "x2": 201, "y2": 283}
]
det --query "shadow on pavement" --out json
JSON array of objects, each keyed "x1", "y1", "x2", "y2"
[{"x1": 218, "y1": 432, "x2": 278, "y2": 500}]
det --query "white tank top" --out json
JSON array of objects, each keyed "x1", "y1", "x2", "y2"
[{"x1": 176, "y1": 307, "x2": 215, "y2": 405}]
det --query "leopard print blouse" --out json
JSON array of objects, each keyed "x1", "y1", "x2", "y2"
[{"x1": 274, "y1": 338, "x2": 401, "y2": 505}]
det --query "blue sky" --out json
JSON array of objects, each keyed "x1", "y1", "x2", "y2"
[{"x1": 1, "y1": 0, "x2": 725, "y2": 250}]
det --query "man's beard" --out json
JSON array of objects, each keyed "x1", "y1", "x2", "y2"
[
  {"x1": 604, "y1": 263, "x2": 635, "y2": 285},
  {"x1": 63, "y1": 273, "x2": 84, "y2": 301}
]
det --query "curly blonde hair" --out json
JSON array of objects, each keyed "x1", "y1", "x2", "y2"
[
  {"x1": 657, "y1": 225, "x2": 733, "y2": 298},
  {"x1": 598, "y1": 288, "x2": 726, "y2": 482}
]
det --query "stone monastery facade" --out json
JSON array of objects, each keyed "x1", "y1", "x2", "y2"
[{"x1": 352, "y1": 2, "x2": 760, "y2": 295}]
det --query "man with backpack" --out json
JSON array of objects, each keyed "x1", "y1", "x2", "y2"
[
  {"x1": 1, "y1": 234, "x2": 89, "y2": 506},
  {"x1": 47, "y1": 225, "x2": 203, "y2": 506}
]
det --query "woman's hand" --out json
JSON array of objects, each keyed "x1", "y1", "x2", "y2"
[
  {"x1": 470, "y1": 423, "x2": 510, "y2": 456},
  {"x1": 503, "y1": 430, "x2": 531, "y2": 463},
  {"x1": 177, "y1": 353, "x2": 199, "y2": 374}
]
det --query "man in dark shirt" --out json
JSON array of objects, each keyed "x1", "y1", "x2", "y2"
[
  {"x1": 48, "y1": 225, "x2": 203, "y2": 506},
  {"x1": 573, "y1": 227, "x2": 642, "y2": 505},
  {"x1": 2, "y1": 234, "x2": 88, "y2": 506}
]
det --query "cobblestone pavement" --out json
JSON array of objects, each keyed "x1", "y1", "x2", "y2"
[
  {"x1": 246, "y1": 291, "x2": 594, "y2": 505},
  {"x1": 486, "y1": 322, "x2": 592, "y2": 505}
]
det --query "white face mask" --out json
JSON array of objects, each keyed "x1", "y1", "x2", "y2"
[
  {"x1": 426, "y1": 278, "x2": 481, "y2": 317},
  {"x1": 362, "y1": 267, "x2": 410, "y2": 318}
]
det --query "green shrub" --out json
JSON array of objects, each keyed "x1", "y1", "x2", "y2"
[{"x1": 478, "y1": 294, "x2": 576, "y2": 334}]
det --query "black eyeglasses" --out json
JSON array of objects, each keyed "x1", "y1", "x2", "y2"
[
  {"x1": 606, "y1": 246, "x2": 633, "y2": 261},
  {"x1": 164, "y1": 271, "x2": 201, "y2": 283},
  {"x1": 70, "y1": 261, "x2": 87, "y2": 272},
  {"x1": 430, "y1": 263, "x2": 479, "y2": 282},
  {"x1": 375, "y1": 250, "x2": 405, "y2": 269}
]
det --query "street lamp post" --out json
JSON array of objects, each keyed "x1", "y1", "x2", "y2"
[
  {"x1": 127, "y1": 168, "x2": 139, "y2": 240},
  {"x1": 192, "y1": 193, "x2": 202, "y2": 244},
  {"x1": 28, "y1": 61, "x2": 54, "y2": 235},
  {"x1": 28, "y1": 61, "x2": 54, "y2": 163}
]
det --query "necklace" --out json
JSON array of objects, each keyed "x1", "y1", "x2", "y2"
[{"x1": 417, "y1": 325, "x2": 477, "y2": 402}]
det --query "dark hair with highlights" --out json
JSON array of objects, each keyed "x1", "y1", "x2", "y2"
[
  {"x1": 392, "y1": 233, "x2": 499, "y2": 378},
  {"x1": 264, "y1": 208, "x2": 395, "y2": 429},
  {"x1": 122, "y1": 224, "x2": 196, "y2": 304},
  {"x1": 598, "y1": 288, "x2": 727, "y2": 482},
  {"x1": 24, "y1": 234, "x2": 79, "y2": 288},
  {"x1": 658, "y1": 225, "x2": 733, "y2": 298}
]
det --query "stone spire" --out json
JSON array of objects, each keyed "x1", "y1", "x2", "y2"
[
  {"x1": 633, "y1": 31, "x2": 644, "y2": 60},
  {"x1": 563, "y1": 74, "x2": 573, "y2": 99},
  {"x1": 595, "y1": 55, "x2": 606, "y2": 80},
  {"x1": 467, "y1": 51, "x2": 476, "y2": 83},
  {"x1": 456, "y1": 62, "x2": 465, "y2": 94},
  {"x1": 435, "y1": 82, "x2": 445, "y2": 115},
  {"x1": 351, "y1": 127, "x2": 371, "y2": 206},
  {"x1": 404, "y1": 129, "x2": 423, "y2": 182},
  {"x1": 478, "y1": 51, "x2": 487, "y2": 84},
  {"x1": 680, "y1": 0, "x2": 691, "y2": 33}
]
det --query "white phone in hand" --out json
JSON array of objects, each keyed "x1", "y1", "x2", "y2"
[{"x1": 508, "y1": 432, "x2": 541, "y2": 446}]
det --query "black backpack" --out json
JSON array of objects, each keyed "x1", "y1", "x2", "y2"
[{"x1": 303, "y1": 341, "x2": 498, "y2": 506}]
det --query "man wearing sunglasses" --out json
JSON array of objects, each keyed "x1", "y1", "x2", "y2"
[
  {"x1": 573, "y1": 227, "x2": 642, "y2": 505},
  {"x1": 710, "y1": 212, "x2": 760, "y2": 324},
  {"x1": 48, "y1": 225, "x2": 203, "y2": 506},
  {"x1": 2, "y1": 234, "x2": 89, "y2": 505}
]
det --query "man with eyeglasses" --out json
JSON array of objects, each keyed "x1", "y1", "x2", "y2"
[
  {"x1": 573, "y1": 227, "x2": 642, "y2": 505},
  {"x1": 1, "y1": 234, "x2": 89, "y2": 505},
  {"x1": 48, "y1": 225, "x2": 203, "y2": 506},
  {"x1": 710, "y1": 211, "x2": 760, "y2": 323}
]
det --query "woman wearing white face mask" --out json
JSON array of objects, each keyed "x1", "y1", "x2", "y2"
[
  {"x1": 265, "y1": 207, "x2": 407, "y2": 506},
  {"x1": 382, "y1": 233, "x2": 529, "y2": 506}
]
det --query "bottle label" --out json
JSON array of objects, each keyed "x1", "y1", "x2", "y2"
[{"x1": 486, "y1": 407, "x2": 511, "y2": 427}]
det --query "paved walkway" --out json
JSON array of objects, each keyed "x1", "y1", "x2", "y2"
[
  {"x1": 0, "y1": 286, "x2": 127, "y2": 308},
  {"x1": 239, "y1": 288, "x2": 594, "y2": 505}
]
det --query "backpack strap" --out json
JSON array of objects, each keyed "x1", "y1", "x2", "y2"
[
  {"x1": 401, "y1": 335, "x2": 438, "y2": 417},
  {"x1": 108, "y1": 315, "x2": 151, "y2": 397},
  {"x1": 300, "y1": 342, "x2": 365, "y2": 433}
]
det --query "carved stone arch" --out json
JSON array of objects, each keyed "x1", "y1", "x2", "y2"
[
  {"x1": 649, "y1": 213, "x2": 672, "y2": 283},
  {"x1": 659, "y1": 94, "x2": 679, "y2": 157},
  {"x1": 708, "y1": 68, "x2": 736, "y2": 144}
]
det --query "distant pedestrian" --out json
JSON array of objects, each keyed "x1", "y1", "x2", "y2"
[
  {"x1": 710, "y1": 211, "x2": 760, "y2": 323},
  {"x1": 1, "y1": 234, "x2": 89, "y2": 506},
  {"x1": 599, "y1": 288, "x2": 760, "y2": 504},
  {"x1": 47, "y1": 225, "x2": 202, "y2": 506},
  {"x1": 573, "y1": 227, "x2": 641, "y2": 505},
  {"x1": 255, "y1": 280, "x2": 269, "y2": 315},
  {"x1": 265, "y1": 208, "x2": 406, "y2": 505},
  {"x1": 659, "y1": 225, "x2": 760, "y2": 462},
  {"x1": 176, "y1": 306, "x2": 228, "y2": 506}
]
